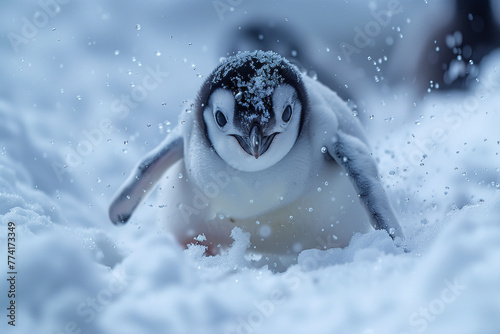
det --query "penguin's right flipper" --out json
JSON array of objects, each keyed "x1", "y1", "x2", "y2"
[
  {"x1": 108, "y1": 127, "x2": 184, "y2": 225},
  {"x1": 330, "y1": 130, "x2": 403, "y2": 240}
]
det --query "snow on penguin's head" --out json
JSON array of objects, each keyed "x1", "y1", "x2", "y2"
[{"x1": 197, "y1": 51, "x2": 309, "y2": 172}]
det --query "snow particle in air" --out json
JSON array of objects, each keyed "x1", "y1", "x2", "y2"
[
  {"x1": 293, "y1": 242, "x2": 302, "y2": 253},
  {"x1": 258, "y1": 225, "x2": 272, "y2": 238}
]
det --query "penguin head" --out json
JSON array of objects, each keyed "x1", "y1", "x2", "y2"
[{"x1": 198, "y1": 51, "x2": 308, "y2": 172}]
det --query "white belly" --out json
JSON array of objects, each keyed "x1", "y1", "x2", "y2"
[
  {"x1": 157, "y1": 159, "x2": 371, "y2": 255},
  {"x1": 234, "y1": 162, "x2": 371, "y2": 253}
]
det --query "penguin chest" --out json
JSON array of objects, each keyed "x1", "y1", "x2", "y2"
[
  {"x1": 207, "y1": 167, "x2": 303, "y2": 220},
  {"x1": 184, "y1": 134, "x2": 315, "y2": 220}
]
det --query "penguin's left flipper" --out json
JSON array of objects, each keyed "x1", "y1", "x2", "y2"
[
  {"x1": 329, "y1": 131, "x2": 404, "y2": 240},
  {"x1": 108, "y1": 127, "x2": 184, "y2": 225}
]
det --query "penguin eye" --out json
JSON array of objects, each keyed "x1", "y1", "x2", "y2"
[
  {"x1": 282, "y1": 105, "x2": 292, "y2": 123},
  {"x1": 215, "y1": 110, "x2": 227, "y2": 128}
]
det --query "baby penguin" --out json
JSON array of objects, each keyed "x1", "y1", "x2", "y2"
[{"x1": 109, "y1": 50, "x2": 403, "y2": 256}]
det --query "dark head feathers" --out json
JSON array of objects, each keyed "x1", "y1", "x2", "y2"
[{"x1": 196, "y1": 50, "x2": 308, "y2": 136}]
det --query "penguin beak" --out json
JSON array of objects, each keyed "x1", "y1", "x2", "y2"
[
  {"x1": 249, "y1": 124, "x2": 262, "y2": 159},
  {"x1": 233, "y1": 124, "x2": 277, "y2": 159}
]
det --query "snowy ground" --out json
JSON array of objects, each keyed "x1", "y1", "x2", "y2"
[{"x1": 1, "y1": 1, "x2": 500, "y2": 333}]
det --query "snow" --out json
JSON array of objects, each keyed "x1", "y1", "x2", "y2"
[
  {"x1": 1, "y1": 1, "x2": 500, "y2": 334},
  {"x1": 211, "y1": 51, "x2": 297, "y2": 119}
]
